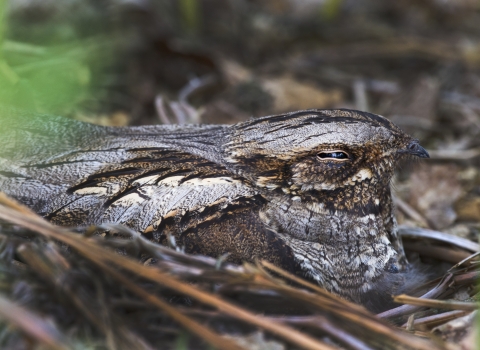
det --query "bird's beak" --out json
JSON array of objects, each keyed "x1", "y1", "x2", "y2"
[{"x1": 399, "y1": 140, "x2": 430, "y2": 158}]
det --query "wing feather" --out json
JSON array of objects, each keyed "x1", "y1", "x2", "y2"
[{"x1": 0, "y1": 111, "x2": 259, "y2": 234}]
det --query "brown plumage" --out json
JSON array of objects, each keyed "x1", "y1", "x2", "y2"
[{"x1": 0, "y1": 108, "x2": 429, "y2": 312}]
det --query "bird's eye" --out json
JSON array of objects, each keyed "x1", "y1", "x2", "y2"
[{"x1": 317, "y1": 151, "x2": 349, "y2": 161}]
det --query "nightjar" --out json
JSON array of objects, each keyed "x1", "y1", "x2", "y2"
[{"x1": 0, "y1": 108, "x2": 429, "y2": 312}]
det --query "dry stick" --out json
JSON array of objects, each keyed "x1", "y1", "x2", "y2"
[
  {"x1": 385, "y1": 270, "x2": 479, "y2": 323},
  {"x1": 402, "y1": 242, "x2": 471, "y2": 264},
  {"x1": 18, "y1": 241, "x2": 135, "y2": 348},
  {"x1": 273, "y1": 285, "x2": 439, "y2": 350},
  {"x1": 0, "y1": 208, "x2": 245, "y2": 350},
  {"x1": 79, "y1": 249, "x2": 333, "y2": 350},
  {"x1": 401, "y1": 310, "x2": 471, "y2": 328},
  {"x1": 16, "y1": 243, "x2": 58, "y2": 281},
  {"x1": 405, "y1": 315, "x2": 415, "y2": 332},
  {"x1": 267, "y1": 315, "x2": 374, "y2": 350},
  {"x1": 260, "y1": 261, "x2": 440, "y2": 350},
  {"x1": 427, "y1": 148, "x2": 480, "y2": 161},
  {"x1": 398, "y1": 226, "x2": 480, "y2": 252},
  {"x1": 155, "y1": 96, "x2": 172, "y2": 125},
  {"x1": 313, "y1": 318, "x2": 373, "y2": 350},
  {"x1": 88, "y1": 253, "x2": 246, "y2": 350},
  {"x1": 393, "y1": 196, "x2": 429, "y2": 228},
  {"x1": 377, "y1": 274, "x2": 454, "y2": 319},
  {"x1": 260, "y1": 261, "x2": 371, "y2": 314},
  {"x1": 0, "y1": 196, "x2": 334, "y2": 350},
  {"x1": 393, "y1": 295, "x2": 478, "y2": 311},
  {"x1": 307, "y1": 38, "x2": 460, "y2": 62},
  {"x1": 449, "y1": 251, "x2": 480, "y2": 271},
  {"x1": 454, "y1": 271, "x2": 479, "y2": 285},
  {"x1": 73, "y1": 240, "x2": 334, "y2": 350},
  {"x1": 0, "y1": 295, "x2": 70, "y2": 350},
  {"x1": 98, "y1": 223, "x2": 243, "y2": 273}
]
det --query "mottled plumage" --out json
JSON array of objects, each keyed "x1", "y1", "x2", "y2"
[{"x1": 0, "y1": 108, "x2": 429, "y2": 311}]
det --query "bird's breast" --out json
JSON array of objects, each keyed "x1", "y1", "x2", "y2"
[{"x1": 259, "y1": 195, "x2": 405, "y2": 300}]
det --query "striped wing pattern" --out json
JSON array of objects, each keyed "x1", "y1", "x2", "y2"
[{"x1": 0, "y1": 113, "x2": 258, "y2": 236}]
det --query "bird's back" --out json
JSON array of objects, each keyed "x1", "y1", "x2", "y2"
[{"x1": 0, "y1": 109, "x2": 257, "y2": 232}]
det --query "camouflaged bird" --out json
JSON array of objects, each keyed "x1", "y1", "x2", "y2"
[{"x1": 0, "y1": 108, "x2": 429, "y2": 312}]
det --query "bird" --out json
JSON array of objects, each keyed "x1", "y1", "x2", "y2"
[{"x1": 0, "y1": 108, "x2": 430, "y2": 312}]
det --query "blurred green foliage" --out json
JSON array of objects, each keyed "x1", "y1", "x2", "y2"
[
  {"x1": 320, "y1": 0, "x2": 344, "y2": 21},
  {"x1": 175, "y1": 331, "x2": 190, "y2": 350},
  {"x1": 0, "y1": 0, "x2": 112, "y2": 115},
  {"x1": 179, "y1": 0, "x2": 200, "y2": 34}
]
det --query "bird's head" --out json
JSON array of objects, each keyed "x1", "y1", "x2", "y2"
[{"x1": 224, "y1": 109, "x2": 428, "y2": 213}]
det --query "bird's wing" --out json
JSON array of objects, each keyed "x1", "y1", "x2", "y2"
[{"x1": 0, "y1": 111, "x2": 259, "y2": 232}]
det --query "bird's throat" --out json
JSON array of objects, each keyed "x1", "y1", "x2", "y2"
[{"x1": 260, "y1": 192, "x2": 407, "y2": 301}]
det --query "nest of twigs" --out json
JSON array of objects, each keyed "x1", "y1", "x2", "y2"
[{"x1": 0, "y1": 193, "x2": 477, "y2": 350}]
